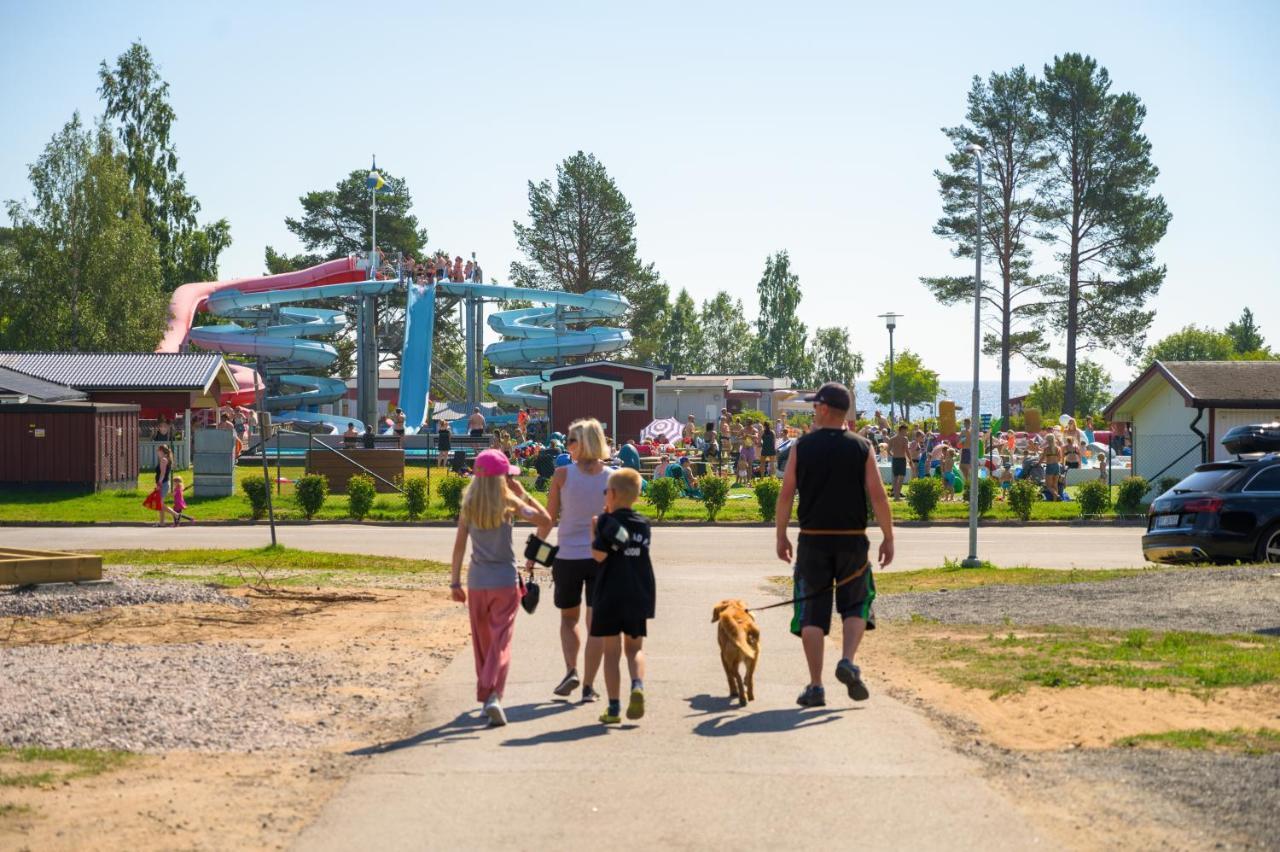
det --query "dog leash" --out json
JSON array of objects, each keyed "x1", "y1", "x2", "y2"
[{"x1": 746, "y1": 561, "x2": 872, "y2": 614}]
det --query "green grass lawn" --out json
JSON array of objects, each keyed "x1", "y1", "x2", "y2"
[
  {"x1": 0, "y1": 746, "x2": 132, "y2": 788},
  {"x1": 1115, "y1": 728, "x2": 1280, "y2": 755},
  {"x1": 900, "y1": 626, "x2": 1280, "y2": 697},
  {"x1": 100, "y1": 546, "x2": 448, "y2": 587},
  {"x1": 0, "y1": 463, "x2": 1123, "y2": 524}
]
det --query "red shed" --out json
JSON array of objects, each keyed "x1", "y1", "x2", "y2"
[
  {"x1": 543, "y1": 362, "x2": 667, "y2": 441},
  {"x1": 0, "y1": 401, "x2": 139, "y2": 490}
]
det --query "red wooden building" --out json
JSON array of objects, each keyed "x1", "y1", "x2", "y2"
[
  {"x1": 543, "y1": 362, "x2": 667, "y2": 440},
  {"x1": 0, "y1": 401, "x2": 138, "y2": 490}
]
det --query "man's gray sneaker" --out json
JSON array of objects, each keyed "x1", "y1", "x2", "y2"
[
  {"x1": 553, "y1": 670, "x2": 580, "y2": 697},
  {"x1": 835, "y1": 659, "x2": 870, "y2": 701},
  {"x1": 796, "y1": 684, "x2": 826, "y2": 707}
]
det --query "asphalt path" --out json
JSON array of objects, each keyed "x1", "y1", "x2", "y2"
[
  {"x1": 295, "y1": 534, "x2": 1056, "y2": 851},
  {"x1": 3, "y1": 524, "x2": 1149, "y2": 571}
]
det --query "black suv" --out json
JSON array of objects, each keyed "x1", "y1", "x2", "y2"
[{"x1": 1143, "y1": 424, "x2": 1280, "y2": 563}]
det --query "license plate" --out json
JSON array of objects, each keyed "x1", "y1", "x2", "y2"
[{"x1": 1155, "y1": 514, "x2": 1181, "y2": 528}]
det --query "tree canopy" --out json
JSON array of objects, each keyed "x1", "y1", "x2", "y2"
[
  {"x1": 923, "y1": 66, "x2": 1051, "y2": 420},
  {"x1": 1225, "y1": 307, "x2": 1267, "y2": 355},
  {"x1": 868, "y1": 350, "x2": 939, "y2": 421},
  {"x1": 1025, "y1": 360, "x2": 1113, "y2": 418},
  {"x1": 98, "y1": 41, "x2": 229, "y2": 289},
  {"x1": 1145, "y1": 325, "x2": 1244, "y2": 365},
  {"x1": 2, "y1": 115, "x2": 166, "y2": 351},
  {"x1": 808, "y1": 327, "x2": 862, "y2": 388},
  {"x1": 1036, "y1": 53, "x2": 1170, "y2": 413},
  {"x1": 510, "y1": 151, "x2": 668, "y2": 363},
  {"x1": 748, "y1": 251, "x2": 809, "y2": 382},
  {"x1": 698, "y1": 291, "x2": 753, "y2": 374},
  {"x1": 661, "y1": 289, "x2": 705, "y2": 374}
]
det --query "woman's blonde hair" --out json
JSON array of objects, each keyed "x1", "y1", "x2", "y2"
[
  {"x1": 460, "y1": 476, "x2": 519, "y2": 530},
  {"x1": 567, "y1": 418, "x2": 609, "y2": 462}
]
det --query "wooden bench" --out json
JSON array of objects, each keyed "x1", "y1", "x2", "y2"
[{"x1": 307, "y1": 447, "x2": 405, "y2": 494}]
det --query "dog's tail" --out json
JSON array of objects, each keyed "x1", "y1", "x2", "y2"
[{"x1": 720, "y1": 616, "x2": 756, "y2": 658}]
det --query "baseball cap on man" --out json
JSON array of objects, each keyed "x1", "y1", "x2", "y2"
[
  {"x1": 474, "y1": 448, "x2": 520, "y2": 477},
  {"x1": 805, "y1": 382, "x2": 852, "y2": 412}
]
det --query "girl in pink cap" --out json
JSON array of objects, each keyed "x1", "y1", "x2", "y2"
[{"x1": 450, "y1": 449, "x2": 552, "y2": 726}]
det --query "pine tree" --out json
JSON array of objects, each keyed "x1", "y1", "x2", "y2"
[{"x1": 1225, "y1": 307, "x2": 1267, "y2": 355}]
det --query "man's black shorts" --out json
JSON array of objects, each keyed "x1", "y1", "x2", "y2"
[
  {"x1": 552, "y1": 558, "x2": 598, "y2": 609},
  {"x1": 891, "y1": 457, "x2": 907, "y2": 477},
  {"x1": 589, "y1": 607, "x2": 647, "y2": 638},
  {"x1": 790, "y1": 535, "x2": 876, "y2": 636}
]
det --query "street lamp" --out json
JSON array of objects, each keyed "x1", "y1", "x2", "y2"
[
  {"x1": 878, "y1": 313, "x2": 902, "y2": 423},
  {"x1": 962, "y1": 143, "x2": 983, "y2": 568}
]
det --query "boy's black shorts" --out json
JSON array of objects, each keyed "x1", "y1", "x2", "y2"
[
  {"x1": 552, "y1": 558, "x2": 597, "y2": 609},
  {"x1": 589, "y1": 607, "x2": 647, "y2": 638},
  {"x1": 790, "y1": 535, "x2": 876, "y2": 636}
]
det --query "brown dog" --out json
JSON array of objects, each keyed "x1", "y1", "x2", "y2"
[{"x1": 712, "y1": 599, "x2": 760, "y2": 706}]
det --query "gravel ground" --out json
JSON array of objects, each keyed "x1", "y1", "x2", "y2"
[
  {"x1": 1058, "y1": 748, "x2": 1280, "y2": 849},
  {"x1": 876, "y1": 566, "x2": 1280, "y2": 634},
  {"x1": 0, "y1": 578, "x2": 247, "y2": 619},
  {"x1": 0, "y1": 642, "x2": 376, "y2": 752}
]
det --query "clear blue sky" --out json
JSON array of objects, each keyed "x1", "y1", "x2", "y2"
[{"x1": 3, "y1": 0, "x2": 1277, "y2": 382}]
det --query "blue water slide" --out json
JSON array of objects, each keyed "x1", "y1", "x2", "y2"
[
  {"x1": 395, "y1": 282, "x2": 630, "y2": 424},
  {"x1": 190, "y1": 278, "x2": 401, "y2": 428}
]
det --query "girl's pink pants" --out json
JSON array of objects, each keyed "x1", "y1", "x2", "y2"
[{"x1": 467, "y1": 586, "x2": 520, "y2": 703}]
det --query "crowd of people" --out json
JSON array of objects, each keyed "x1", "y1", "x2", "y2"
[
  {"x1": 862, "y1": 412, "x2": 1130, "y2": 503},
  {"x1": 404, "y1": 251, "x2": 484, "y2": 285}
]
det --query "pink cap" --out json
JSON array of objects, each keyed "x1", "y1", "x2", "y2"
[{"x1": 474, "y1": 449, "x2": 520, "y2": 478}]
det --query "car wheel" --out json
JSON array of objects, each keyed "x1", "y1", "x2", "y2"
[{"x1": 1258, "y1": 527, "x2": 1280, "y2": 563}]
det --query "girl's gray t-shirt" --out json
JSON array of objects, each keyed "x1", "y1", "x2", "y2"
[{"x1": 467, "y1": 505, "x2": 536, "y2": 589}]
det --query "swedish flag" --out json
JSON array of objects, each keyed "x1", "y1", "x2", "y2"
[{"x1": 366, "y1": 169, "x2": 386, "y2": 192}]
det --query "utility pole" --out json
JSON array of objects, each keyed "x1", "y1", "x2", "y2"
[
  {"x1": 878, "y1": 313, "x2": 902, "y2": 422},
  {"x1": 358, "y1": 156, "x2": 381, "y2": 430},
  {"x1": 962, "y1": 144, "x2": 984, "y2": 568}
]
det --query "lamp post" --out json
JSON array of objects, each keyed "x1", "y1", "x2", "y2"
[
  {"x1": 962, "y1": 143, "x2": 984, "y2": 568},
  {"x1": 878, "y1": 313, "x2": 902, "y2": 423}
]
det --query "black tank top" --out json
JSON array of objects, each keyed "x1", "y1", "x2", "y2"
[{"x1": 794, "y1": 428, "x2": 870, "y2": 531}]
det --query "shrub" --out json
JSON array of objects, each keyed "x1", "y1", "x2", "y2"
[
  {"x1": 1008, "y1": 479, "x2": 1040, "y2": 522},
  {"x1": 294, "y1": 474, "x2": 329, "y2": 520},
  {"x1": 646, "y1": 476, "x2": 683, "y2": 520},
  {"x1": 404, "y1": 477, "x2": 428, "y2": 520},
  {"x1": 438, "y1": 474, "x2": 468, "y2": 518},
  {"x1": 961, "y1": 474, "x2": 997, "y2": 516},
  {"x1": 753, "y1": 477, "x2": 782, "y2": 522},
  {"x1": 1076, "y1": 479, "x2": 1112, "y2": 515},
  {"x1": 906, "y1": 476, "x2": 943, "y2": 521},
  {"x1": 241, "y1": 475, "x2": 269, "y2": 521},
  {"x1": 1116, "y1": 476, "x2": 1150, "y2": 512},
  {"x1": 347, "y1": 474, "x2": 376, "y2": 521},
  {"x1": 1157, "y1": 475, "x2": 1179, "y2": 496},
  {"x1": 699, "y1": 475, "x2": 734, "y2": 522}
]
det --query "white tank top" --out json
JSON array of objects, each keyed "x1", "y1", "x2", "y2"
[{"x1": 557, "y1": 463, "x2": 611, "y2": 559}]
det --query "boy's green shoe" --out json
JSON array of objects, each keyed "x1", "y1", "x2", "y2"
[
  {"x1": 626, "y1": 688, "x2": 645, "y2": 720},
  {"x1": 598, "y1": 709, "x2": 621, "y2": 725}
]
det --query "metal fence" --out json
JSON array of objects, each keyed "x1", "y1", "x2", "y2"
[{"x1": 1131, "y1": 433, "x2": 1203, "y2": 495}]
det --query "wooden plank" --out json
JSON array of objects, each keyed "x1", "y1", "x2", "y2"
[{"x1": 0, "y1": 549, "x2": 102, "y2": 585}]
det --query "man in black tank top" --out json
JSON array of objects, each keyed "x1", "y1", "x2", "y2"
[{"x1": 775, "y1": 382, "x2": 895, "y2": 708}]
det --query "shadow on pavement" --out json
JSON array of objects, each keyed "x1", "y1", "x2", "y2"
[
  {"x1": 685, "y1": 693, "x2": 745, "y2": 715},
  {"x1": 349, "y1": 702, "x2": 576, "y2": 755},
  {"x1": 501, "y1": 722, "x2": 612, "y2": 747},
  {"x1": 692, "y1": 707, "x2": 853, "y2": 737}
]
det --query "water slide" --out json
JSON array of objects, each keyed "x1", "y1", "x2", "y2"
[
  {"x1": 161, "y1": 256, "x2": 629, "y2": 431},
  {"x1": 397, "y1": 283, "x2": 630, "y2": 429},
  {"x1": 158, "y1": 256, "x2": 395, "y2": 423}
]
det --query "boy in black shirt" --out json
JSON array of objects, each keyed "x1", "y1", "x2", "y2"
[{"x1": 590, "y1": 468, "x2": 655, "y2": 724}]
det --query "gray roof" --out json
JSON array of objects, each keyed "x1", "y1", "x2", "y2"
[
  {"x1": 1105, "y1": 359, "x2": 1280, "y2": 419},
  {"x1": 0, "y1": 366, "x2": 87, "y2": 402},
  {"x1": 0, "y1": 352, "x2": 229, "y2": 392}
]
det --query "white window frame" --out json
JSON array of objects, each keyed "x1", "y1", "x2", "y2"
[{"x1": 618, "y1": 389, "x2": 648, "y2": 411}]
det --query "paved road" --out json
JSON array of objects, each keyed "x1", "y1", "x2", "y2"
[
  {"x1": 294, "y1": 536, "x2": 1056, "y2": 850},
  {"x1": 4, "y1": 524, "x2": 1148, "y2": 571}
]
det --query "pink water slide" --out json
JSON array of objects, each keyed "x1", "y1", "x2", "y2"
[{"x1": 156, "y1": 257, "x2": 367, "y2": 406}]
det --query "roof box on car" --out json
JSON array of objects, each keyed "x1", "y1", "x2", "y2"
[{"x1": 1220, "y1": 423, "x2": 1280, "y2": 456}]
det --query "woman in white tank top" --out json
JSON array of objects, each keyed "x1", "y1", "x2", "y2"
[{"x1": 546, "y1": 418, "x2": 613, "y2": 701}]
